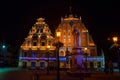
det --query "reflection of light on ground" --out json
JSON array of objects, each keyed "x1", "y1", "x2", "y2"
[
  {"x1": 0, "y1": 68, "x2": 19, "y2": 73},
  {"x1": 0, "y1": 68, "x2": 20, "y2": 80}
]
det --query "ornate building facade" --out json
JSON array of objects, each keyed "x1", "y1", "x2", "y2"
[
  {"x1": 19, "y1": 15, "x2": 104, "y2": 70},
  {"x1": 19, "y1": 18, "x2": 57, "y2": 69},
  {"x1": 54, "y1": 14, "x2": 104, "y2": 69}
]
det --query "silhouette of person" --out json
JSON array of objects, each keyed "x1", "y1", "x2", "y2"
[
  {"x1": 104, "y1": 61, "x2": 109, "y2": 74},
  {"x1": 108, "y1": 60, "x2": 113, "y2": 74}
]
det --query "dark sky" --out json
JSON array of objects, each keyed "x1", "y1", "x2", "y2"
[{"x1": 0, "y1": 0, "x2": 120, "y2": 50}]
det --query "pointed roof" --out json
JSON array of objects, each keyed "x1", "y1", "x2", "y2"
[{"x1": 24, "y1": 17, "x2": 54, "y2": 40}]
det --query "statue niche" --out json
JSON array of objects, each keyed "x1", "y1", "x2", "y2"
[{"x1": 72, "y1": 28, "x2": 80, "y2": 47}]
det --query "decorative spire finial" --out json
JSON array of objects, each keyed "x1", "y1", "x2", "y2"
[
  {"x1": 61, "y1": 17, "x2": 63, "y2": 21},
  {"x1": 80, "y1": 16, "x2": 82, "y2": 21},
  {"x1": 69, "y1": 6, "x2": 72, "y2": 14}
]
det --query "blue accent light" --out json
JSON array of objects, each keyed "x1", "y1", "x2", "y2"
[
  {"x1": 119, "y1": 48, "x2": 120, "y2": 50},
  {"x1": 19, "y1": 57, "x2": 67, "y2": 61},
  {"x1": 68, "y1": 56, "x2": 72, "y2": 58},
  {"x1": 59, "y1": 57, "x2": 66, "y2": 61},
  {"x1": 2, "y1": 45, "x2": 5, "y2": 49},
  {"x1": 20, "y1": 57, "x2": 56, "y2": 60},
  {"x1": 83, "y1": 57, "x2": 104, "y2": 61}
]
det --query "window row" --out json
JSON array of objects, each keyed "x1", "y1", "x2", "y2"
[
  {"x1": 23, "y1": 52, "x2": 55, "y2": 57},
  {"x1": 26, "y1": 41, "x2": 52, "y2": 46}
]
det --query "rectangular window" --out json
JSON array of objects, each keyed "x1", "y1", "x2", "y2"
[
  {"x1": 31, "y1": 62, "x2": 36, "y2": 67},
  {"x1": 33, "y1": 42, "x2": 36, "y2": 46},
  {"x1": 24, "y1": 52, "x2": 27, "y2": 57},
  {"x1": 41, "y1": 42, "x2": 45, "y2": 46},
  {"x1": 40, "y1": 62, "x2": 45, "y2": 67},
  {"x1": 40, "y1": 29, "x2": 43, "y2": 33},
  {"x1": 68, "y1": 39, "x2": 71, "y2": 42},
  {"x1": 64, "y1": 39, "x2": 66, "y2": 42}
]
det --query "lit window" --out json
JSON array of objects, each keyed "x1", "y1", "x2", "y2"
[
  {"x1": 68, "y1": 39, "x2": 71, "y2": 42},
  {"x1": 59, "y1": 51, "x2": 64, "y2": 56},
  {"x1": 32, "y1": 52, "x2": 36, "y2": 57},
  {"x1": 68, "y1": 30, "x2": 71, "y2": 32},
  {"x1": 64, "y1": 39, "x2": 66, "y2": 42},
  {"x1": 68, "y1": 36, "x2": 70, "y2": 38},
  {"x1": 68, "y1": 44, "x2": 71, "y2": 47},
  {"x1": 64, "y1": 35, "x2": 66, "y2": 38},
  {"x1": 68, "y1": 32, "x2": 70, "y2": 35},
  {"x1": 63, "y1": 30, "x2": 66, "y2": 35}
]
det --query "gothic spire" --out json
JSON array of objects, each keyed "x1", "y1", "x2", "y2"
[{"x1": 69, "y1": 6, "x2": 72, "y2": 14}]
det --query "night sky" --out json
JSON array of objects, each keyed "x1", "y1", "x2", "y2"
[{"x1": 0, "y1": 0, "x2": 120, "y2": 51}]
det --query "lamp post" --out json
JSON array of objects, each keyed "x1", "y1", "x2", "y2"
[
  {"x1": 113, "y1": 36, "x2": 118, "y2": 46},
  {"x1": 112, "y1": 36, "x2": 120, "y2": 73},
  {"x1": 112, "y1": 36, "x2": 119, "y2": 56},
  {"x1": 56, "y1": 30, "x2": 61, "y2": 80},
  {"x1": 84, "y1": 47, "x2": 88, "y2": 70},
  {"x1": 47, "y1": 45, "x2": 50, "y2": 75},
  {"x1": 0, "y1": 42, "x2": 7, "y2": 67}
]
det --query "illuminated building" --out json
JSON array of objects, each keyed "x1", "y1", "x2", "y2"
[
  {"x1": 54, "y1": 14, "x2": 104, "y2": 69},
  {"x1": 19, "y1": 15, "x2": 104, "y2": 70},
  {"x1": 19, "y1": 18, "x2": 56, "y2": 69}
]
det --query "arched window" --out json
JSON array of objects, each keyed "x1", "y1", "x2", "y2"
[
  {"x1": 40, "y1": 62, "x2": 45, "y2": 67},
  {"x1": 59, "y1": 51, "x2": 64, "y2": 56}
]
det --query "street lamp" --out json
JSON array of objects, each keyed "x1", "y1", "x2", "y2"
[
  {"x1": 56, "y1": 30, "x2": 61, "y2": 80},
  {"x1": 2, "y1": 45, "x2": 6, "y2": 49},
  {"x1": 84, "y1": 47, "x2": 88, "y2": 71},
  {"x1": 113, "y1": 36, "x2": 118, "y2": 46},
  {"x1": 112, "y1": 36, "x2": 120, "y2": 68},
  {"x1": 46, "y1": 45, "x2": 50, "y2": 75}
]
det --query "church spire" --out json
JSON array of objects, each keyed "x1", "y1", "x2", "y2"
[
  {"x1": 68, "y1": 6, "x2": 74, "y2": 18},
  {"x1": 69, "y1": 6, "x2": 72, "y2": 14}
]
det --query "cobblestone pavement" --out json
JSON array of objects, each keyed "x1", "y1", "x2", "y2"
[{"x1": 0, "y1": 68, "x2": 120, "y2": 80}]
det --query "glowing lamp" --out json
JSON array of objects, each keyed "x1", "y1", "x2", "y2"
[
  {"x1": 47, "y1": 45, "x2": 50, "y2": 49},
  {"x1": 113, "y1": 36, "x2": 118, "y2": 43},
  {"x1": 2, "y1": 45, "x2": 6, "y2": 49},
  {"x1": 56, "y1": 30, "x2": 61, "y2": 37},
  {"x1": 84, "y1": 47, "x2": 88, "y2": 51}
]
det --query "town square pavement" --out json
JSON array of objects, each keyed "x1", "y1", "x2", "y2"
[{"x1": 0, "y1": 68, "x2": 120, "y2": 80}]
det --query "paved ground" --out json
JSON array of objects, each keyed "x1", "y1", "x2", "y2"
[{"x1": 0, "y1": 68, "x2": 120, "y2": 80}]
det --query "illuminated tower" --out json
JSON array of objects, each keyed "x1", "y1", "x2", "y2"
[{"x1": 19, "y1": 18, "x2": 56, "y2": 69}]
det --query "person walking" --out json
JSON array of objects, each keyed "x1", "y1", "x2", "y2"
[
  {"x1": 108, "y1": 60, "x2": 114, "y2": 74},
  {"x1": 118, "y1": 60, "x2": 120, "y2": 73},
  {"x1": 104, "y1": 61, "x2": 109, "y2": 74}
]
